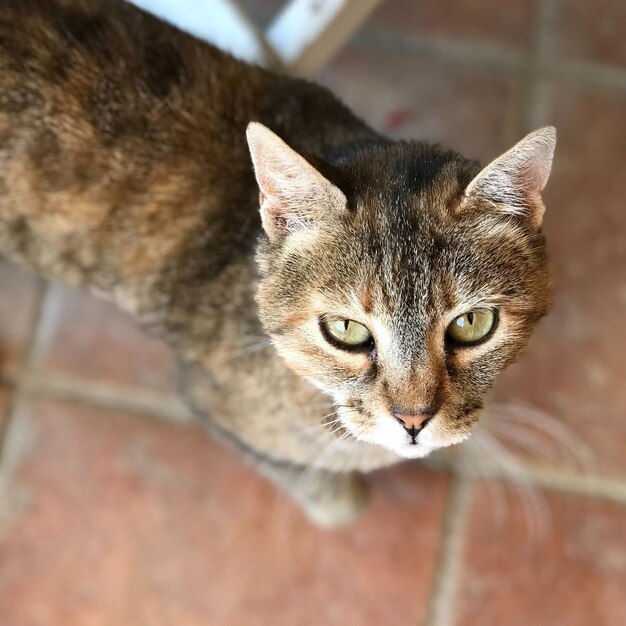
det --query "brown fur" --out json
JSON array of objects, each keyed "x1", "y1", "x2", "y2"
[{"x1": 0, "y1": 0, "x2": 553, "y2": 524}]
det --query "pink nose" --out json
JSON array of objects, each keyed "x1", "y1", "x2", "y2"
[{"x1": 394, "y1": 413, "x2": 433, "y2": 431}]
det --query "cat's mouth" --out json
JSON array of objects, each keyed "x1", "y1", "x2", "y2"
[{"x1": 332, "y1": 403, "x2": 475, "y2": 459}]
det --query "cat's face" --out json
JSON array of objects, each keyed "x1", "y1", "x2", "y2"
[{"x1": 248, "y1": 124, "x2": 554, "y2": 459}]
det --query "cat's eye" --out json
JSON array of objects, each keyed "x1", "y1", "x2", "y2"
[
  {"x1": 446, "y1": 309, "x2": 497, "y2": 345},
  {"x1": 321, "y1": 317, "x2": 373, "y2": 349}
]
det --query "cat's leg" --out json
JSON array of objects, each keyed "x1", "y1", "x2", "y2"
[
  {"x1": 180, "y1": 362, "x2": 371, "y2": 526},
  {"x1": 238, "y1": 445, "x2": 370, "y2": 527}
]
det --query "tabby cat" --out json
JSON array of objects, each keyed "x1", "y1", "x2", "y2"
[{"x1": 0, "y1": 0, "x2": 555, "y2": 524}]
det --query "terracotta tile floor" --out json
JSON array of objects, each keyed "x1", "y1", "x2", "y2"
[
  {"x1": 34, "y1": 285, "x2": 178, "y2": 394},
  {"x1": 457, "y1": 485, "x2": 626, "y2": 626},
  {"x1": 1, "y1": 1, "x2": 625, "y2": 624},
  {"x1": 0, "y1": 398, "x2": 449, "y2": 626}
]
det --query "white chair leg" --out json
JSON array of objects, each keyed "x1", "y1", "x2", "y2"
[
  {"x1": 267, "y1": 0, "x2": 383, "y2": 76},
  {"x1": 130, "y1": 0, "x2": 277, "y2": 67},
  {"x1": 130, "y1": 0, "x2": 383, "y2": 76}
]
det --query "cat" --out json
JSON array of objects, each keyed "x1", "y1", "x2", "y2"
[{"x1": 0, "y1": 0, "x2": 554, "y2": 525}]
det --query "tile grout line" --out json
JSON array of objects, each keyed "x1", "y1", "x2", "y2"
[
  {"x1": 350, "y1": 24, "x2": 626, "y2": 94},
  {"x1": 543, "y1": 57, "x2": 626, "y2": 92},
  {"x1": 422, "y1": 449, "x2": 626, "y2": 504},
  {"x1": 422, "y1": 472, "x2": 472, "y2": 626},
  {"x1": 24, "y1": 283, "x2": 64, "y2": 369},
  {"x1": 4, "y1": 357, "x2": 626, "y2": 505},
  {"x1": 463, "y1": 462, "x2": 626, "y2": 506},
  {"x1": 0, "y1": 281, "x2": 49, "y2": 459},
  {"x1": 0, "y1": 368, "x2": 194, "y2": 423},
  {"x1": 355, "y1": 28, "x2": 526, "y2": 73},
  {"x1": 522, "y1": 0, "x2": 557, "y2": 132},
  {"x1": 19, "y1": 372, "x2": 195, "y2": 424},
  {"x1": 1, "y1": 283, "x2": 194, "y2": 427}
]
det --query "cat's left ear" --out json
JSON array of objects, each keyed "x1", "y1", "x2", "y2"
[
  {"x1": 246, "y1": 122, "x2": 346, "y2": 241},
  {"x1": 464, "y1": 126, "x2": 556, "y2": 229}
]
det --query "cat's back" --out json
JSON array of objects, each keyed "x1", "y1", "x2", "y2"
[
  {"x1": 0, "y1": 0, "x2": 372, "y2": 212},
  {"x1": 0, "y1": 0, "x2": 262, "y2": 157},
  {"x1": 0, "y1": 0, "x2": 374, "y2": 302},
  {"x1": 0, "y1": 0, "x2": 276, "y2": 297}
]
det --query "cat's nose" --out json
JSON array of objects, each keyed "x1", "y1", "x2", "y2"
[{"x1": 392, "y1": 406, "x2": 436, "y2": 432}]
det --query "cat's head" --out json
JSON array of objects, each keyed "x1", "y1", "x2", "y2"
[{"x1": 247, "y1": 122, "x2": 555, "y2": 459}]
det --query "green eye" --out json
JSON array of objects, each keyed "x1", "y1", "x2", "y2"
[
  {"x1": 447, "y1": 309, "x2": 497, "y2": 345},
  {"x1": 322, "y1": 317, "x2": 372, "y2": 348}
]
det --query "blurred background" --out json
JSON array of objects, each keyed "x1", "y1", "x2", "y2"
[{"x1": 0, "y1": 1, "x2": 624, "y2": 624}]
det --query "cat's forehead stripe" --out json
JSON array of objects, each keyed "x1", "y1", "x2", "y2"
[{"x1": 360, "y1": 279, "x2": 374, "y2": 314}]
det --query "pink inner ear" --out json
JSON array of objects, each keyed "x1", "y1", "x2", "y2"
[
  {"x1": 258, "y1": 172, "x2": 285, "y2": 218},
  {"x1": 259, "y1": 187, "x2": 289, "y2": 237},
  {"x1": 526, "y1": 157, "x2": 552, "y2": 193},
  {"x1": 257, "y1": 170, "x2": 280, "y2": 202},
  {"x1": 515, "y1": 162, "x2": 543, "y2": 199},
  {"x1": 512, "y1": 130, "x2": 555, "y2": 194},
  {"x1": 247, "y1": 122, "x2": 349, "y2": 241},
  {"x1": 467, "y1": 127, "x2": 556, "y2": 207}
]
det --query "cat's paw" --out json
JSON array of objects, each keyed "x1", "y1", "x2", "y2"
[{"x1": 299, "y1": 473, "x2": 370, "y2": 528}]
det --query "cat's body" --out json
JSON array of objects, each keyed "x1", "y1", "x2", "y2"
[{"x1": 0, "y1": 0, "x2": 554, "y2": 524}]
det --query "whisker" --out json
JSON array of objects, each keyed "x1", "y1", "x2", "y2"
[
  {"x1": 465, "y1": 429, "x2": 552, "y2": 543},
  {"x1": 488, "y1": 420, "x2": 563, "y2": 464},
  {"x1": 458, "y1": 435, "x2": 509, "y2": 526},
  {"x1": 485, "y1": 402, "x2": 596, "y2": 473}
]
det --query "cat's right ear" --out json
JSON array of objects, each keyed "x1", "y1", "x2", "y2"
[
  {"x1": 463, "y1": 126, "x2": 556, "y2": 229},
  {"x1": 246, "y1": 122, "x2": 346, "y2": 241}
]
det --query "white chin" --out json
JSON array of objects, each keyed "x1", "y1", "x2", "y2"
[{"x1": 388, "y1": 443, "x2": 435, "y2": 459}]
